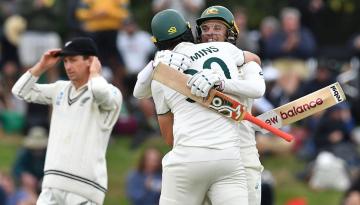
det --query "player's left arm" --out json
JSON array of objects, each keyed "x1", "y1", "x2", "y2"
[
  {"x1": 221, "y1": 61, "x2": 265, "y2": 99},
  {"x1": 187, "y1": 44, "x2": 265, "y2": 98},
  {"x1": 89, "y1": 57, "x2": 123, "y2": 111},
  {"x1": 243, "y1": 51, "x2": 261, "y2": 65},
  {"x1": 133, "y1": 61, "x2": 154, "y2": 99},
  {"x1": 223, "y1": 45, "x2": 265, "y2": 98}
]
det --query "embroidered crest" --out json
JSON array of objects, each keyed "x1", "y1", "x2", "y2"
[
  {"x1": 168, "y1": 26, "x2": 177, "y2": 34},
  {"x1": 80, "y1": 97, "x2": 91, "y2": 106},
  {"x1": 56, "y1": 91, "x2": 64, "y2": 106},
  {"x1": 205, "y1": 8, "x2": 219, "y2": 15}
]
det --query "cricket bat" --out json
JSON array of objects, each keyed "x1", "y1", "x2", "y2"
[
  {"x1": 256, "y1": 82, "x2": 346, "y2": 132},
  {"x1": 153, "y1": 63, "x2": 294, "y2": 142}
]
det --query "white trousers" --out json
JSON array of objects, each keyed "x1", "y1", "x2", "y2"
[
  {"x1": 203, "y1": 148, "x2": 263, "y2": 205},
  {"x1": 37, "y1": 188, "x2": 97, "y2": 205},
  {"x1": 160, "y1": 158, "x2": 248, "y2": 205},
  {"x1": 242, "y1": 148, "x2": 263, "y2": 205}
]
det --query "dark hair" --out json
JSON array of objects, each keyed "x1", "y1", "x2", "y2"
[{"x1": 137, "y1": 147, "x2": 162, "y2": 173}]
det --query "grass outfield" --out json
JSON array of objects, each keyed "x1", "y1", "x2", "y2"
[{"x1": 0, "y1": 134, "x2": 343, "y2": 205}]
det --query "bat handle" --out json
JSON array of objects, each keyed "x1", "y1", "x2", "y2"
[{"x1": 243, "y1": 113, "x2": 294, "y2": 142}]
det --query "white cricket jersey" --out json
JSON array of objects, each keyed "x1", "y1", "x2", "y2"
[
  {"x1": 152, "y1": 42, "x2": 251, "y2": 154},
  {"x1": 12, "y1": 71, "x2": 122, "y2": 204},
  {"x1": 176, "y1": 42, "x2": 264, "y2": 150}
]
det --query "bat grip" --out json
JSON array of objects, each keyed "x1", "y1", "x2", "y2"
[{"x1": 243, "y1": 113, "x2": 293, "y2": 142}]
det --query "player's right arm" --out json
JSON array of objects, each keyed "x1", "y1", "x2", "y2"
[
  {"x1": 12, "y1": 49, "x2": 61, "y2": 104},
  {"x1": 133, "y1": 60, "x2": 154, "y2": 99},
  {"x1": 133, "y1": 50, "x2": 192, "y2": 99},
  {"x1": 186, "y1": 43, "x2": 265, "y2": 99},
  {"x1": 157, "y1": 112, "x2": 174, "y2": 146}
]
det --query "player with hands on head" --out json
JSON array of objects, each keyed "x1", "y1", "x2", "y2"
[{"x1": 12, "y1": 37, "x2": 122, "y2": 205}]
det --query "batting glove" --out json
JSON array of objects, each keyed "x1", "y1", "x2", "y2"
[
  {"x1": 187, "y1": 69, "x2": 224, "y2": 97},
  {"x1": 153, "y1": 50, "x2": 192, "y2": 71}
]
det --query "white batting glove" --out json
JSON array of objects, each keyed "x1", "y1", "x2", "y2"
[
  {"x1": 186, "y1": 69, "x2": 224, "y2": 97},
  {"x1": 153, "y1": 50, "x2": 192, "y2": 71}
]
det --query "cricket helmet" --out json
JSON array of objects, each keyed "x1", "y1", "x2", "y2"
[
  {"x1": 151, "y1": 9, "x2": 194, "y2": 50},
  {"x1": 196, "y1": 5, "x2": 239, "y2": 44}
]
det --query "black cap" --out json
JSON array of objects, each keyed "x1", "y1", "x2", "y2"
[{"x1": 58, "y1": 37, "x2": 98, "y2": 57}]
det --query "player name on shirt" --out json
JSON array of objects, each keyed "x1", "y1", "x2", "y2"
[{"x1": 190, "y1": 46, "x2": 219, "y2": 61}]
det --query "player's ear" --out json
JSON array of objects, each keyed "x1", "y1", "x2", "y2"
[{"x1": 84, "y1": 56, "x2": 93, "y2": 68}]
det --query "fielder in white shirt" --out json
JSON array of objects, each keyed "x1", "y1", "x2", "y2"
[{"x1": 12, "y1": 37, "x2": 122, "y2": 205}]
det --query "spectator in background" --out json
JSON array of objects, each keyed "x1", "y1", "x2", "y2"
[
  {"x1": 313, "y1": 103, "x2": 355, "y2": 154},
  {"x1": 347, "y1": 33, "x2": 360, "y2": 124},
  {"x1": 264, "y1": 7, "x2": 316, "y2": 80},
  {"x1": 308, "y1": 103, "x2": 359, "y2": 185},
  {"x1": 295, "y1": 59, "x2": 338, "y2": 159},
  {"x1": 350, "y1": 34, "x2": 360, "y2": 58},
  {"x1": 16, "y1": 0, "x2": 64, "y2": 72},
  {"x1": 0, "y1": 15, "x2": 26, "y2": 67},
  {"x1": 12, "y1": 126, "x2": 47, "y2": 192},
  {"x1": 0, "y1": 172, "x2": 37, "y2": 205},
  {"x1": 116, "y1": 17, "x2": 158, "y2": 148},
  {"x1": 76, "y1": 0, "x2": 129, "y2": 91},
  {"x1": 0, "y1": 0, "x2": 17, "y2": 24},
  {"x1": 0, "y1": 61, "x2": 26, "y2": 134},
  {"x1": 300, "y1": 58, "x2": 337, "y2": 95},
  {"x1": 0, "y1": 184, "x2": 5, "y2": 205},
  {"x1": 256, "y1": 16, "x2": 280, "y2": 60},
  {"x1": 265, "y1": 7, "x2": 316, "y2": 60},
  {"x1": 152, "y1": 0, "x2": 205, "y2": 36},
  {"x1": 0, "y1": 171, "x2": 7, "y2": 205},
  {"x1": 116, "y1": 17, "x2": 155, "y2": 97},
  {"x1": 15, "y1": 0, "x2": 65, "y2": 133},
  {"x1": 233, "y1": 6, "x2": 258, "y2": 53},
  {"x1": 126, "y1": 147, "x2": 162, "y2": 205}
]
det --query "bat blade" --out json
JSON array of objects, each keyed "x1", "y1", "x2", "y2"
[
  {"x1": 257, "y1": 82, "x2": 346, "y2": 130},
  {"x1": 153, "y1": 63, "x2": 293, "y2": 142}
]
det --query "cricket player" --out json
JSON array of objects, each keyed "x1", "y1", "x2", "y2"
[
  {"x1": 189, "y1": 6, "x2": 265, "y2": 205},
  {"x1": 150, "y1": 9, "x2": 265, "y2": 205},
  {"x1": 12, "y1": 37, "x2": 122, "y2": 205},
  {"x1": 133, "y1": 5, "x2": 265, "y2": 205}
]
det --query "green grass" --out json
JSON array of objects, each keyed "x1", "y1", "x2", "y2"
[{"x1": 0, "y1": 135, "x2": 343, "y2": 205}]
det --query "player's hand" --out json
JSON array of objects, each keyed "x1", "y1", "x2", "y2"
[
  {"x1": 153, "y1": 50, "x2": 192, "y2": 71},
  {"x1": 38, "y1": 49, "x2": 61, "y2": 70},
  {"x1": 89, "y1": 57, "x2": 102, "y2": 78},
  {"x1": 187, "y1": 69, "x2": 224, "y2": 97},
  {"x1": 31, "y1": 49, "x2": 61, "y2": 76}
]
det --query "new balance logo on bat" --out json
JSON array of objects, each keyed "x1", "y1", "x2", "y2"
[
  {"x1": 330, "y1": 85, "x2": 343, "y2": 102},
  {"x1": 263, "y1": 97, "x2": 325, "y2": 125},
  {"x1": 265, "y1": 116, "x2": 279, "y2": 126},
  {"x1": 280, "y1": 98, "x2": 324, "y2": 120}
]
